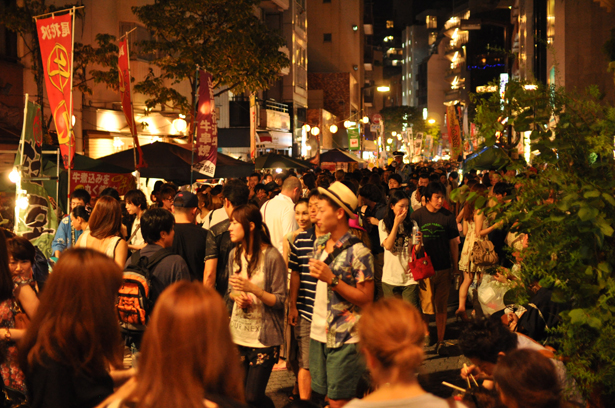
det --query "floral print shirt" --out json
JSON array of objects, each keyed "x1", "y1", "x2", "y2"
[{"x1": 314, "y1": 231, "x2": 374, "y2": 348}]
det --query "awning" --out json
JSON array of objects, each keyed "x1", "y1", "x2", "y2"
[{"x1": 320, "y1": 148, "x2": 366, "y2": 163}]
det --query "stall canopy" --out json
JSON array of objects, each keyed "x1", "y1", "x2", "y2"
[
  {"x1": 320, "y1": 148, "x2": 366, "y2": 163},
  {"x1": 463, "y1": 145, "x2": 511, "y2": 171},
  {"x1": 255, "y1": 153, "x2": 314, "y2": 170},
  {"x1": 98, "y1": 142, "x2": 254, "y2": 183}
]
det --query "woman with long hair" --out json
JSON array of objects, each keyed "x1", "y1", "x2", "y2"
[
  {"x1": 227, "y1": 204, "x2": 287, "y2": 408},
  {"x1": 493, "y1": 349, "x2": 566, "y2": 408},
  {"x1": 456, "y1": 183, "x2": 497, "y2": 320},
  {"x1": 99, "y1": 282, "x2": 246, "y2": 408},
  {"x1": 0, "y1": 234, "x2": 40, "y2": 396},
  {"x1": 378, "y1": 190, "x2": 419, "y2": 310},
  {"x1": 345, "y1": 298, "x2": 464, "y2": 408},
  {"x1": 75, "y1": 196, "x2": 128, "y2": 267},
  {"x1": 20, "y1": 248, "x2": 126, "y2": 408}
]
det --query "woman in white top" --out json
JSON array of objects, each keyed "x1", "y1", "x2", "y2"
[
  {"x1": 75, "y1": 196, "x2": 128, "y2": 268},
  {"x1": 379, "y1": 190, "x2": 420, "y2": 310},
  {"x1": 345, "y1": 298, "x2": 465, "y2": 408},
  {"x1": 227, "y1": 204, "x2": 287, "y2": 408},
  {"x1": 124, "y1": 189, "x2": 147, "y2": 252}
]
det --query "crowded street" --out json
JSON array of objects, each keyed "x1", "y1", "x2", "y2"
[{"x1": 1, "y1": 0, "x2": 615, "y2": 408}]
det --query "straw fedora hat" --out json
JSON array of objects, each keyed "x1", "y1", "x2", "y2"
[{"x1": 318, "y1": 182, "x2": 358, "y2": 219}]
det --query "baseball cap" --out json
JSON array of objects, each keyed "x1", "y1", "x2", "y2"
[{"x1": 173, "y1": 191, "x2": 199, "y2": 208}]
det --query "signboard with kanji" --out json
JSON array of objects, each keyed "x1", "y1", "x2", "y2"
[{"x1": 193, "y1": 71, "x2": 217, "y2": 177}]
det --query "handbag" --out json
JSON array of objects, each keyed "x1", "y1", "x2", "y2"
[
  {"x1": 470, "y1": 240, "x2": 499, "y2": 267},
  {"x1": 1, "y1": 385, "x2": 29, "y2": 408},
  {"x1": 408, "y1": 246, "x2": 435, "y2": 281}
]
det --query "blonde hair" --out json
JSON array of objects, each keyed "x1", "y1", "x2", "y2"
[{"x1": 358, "y1": 298, "x2": 425, "y2": 382}]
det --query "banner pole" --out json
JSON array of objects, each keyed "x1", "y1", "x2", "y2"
[
  {"x1": 190, "y1": 66, "x2": 199, "y2": 187},
  {"x1": 125, "y1": 30, "x2": 139, "y2": 186},
  {"x1": 14, "y1": 95, "x2": 29, "y2": 233},
  {"x1": 66, "y1": 6, "x2": 76, "y2": 208}
]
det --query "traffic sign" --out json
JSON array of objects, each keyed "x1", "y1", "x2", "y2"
[{"x1": 372, "y1": 114, "x2": 382, "y2": 124}]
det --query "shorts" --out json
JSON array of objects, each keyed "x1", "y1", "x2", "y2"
[
  {"x1": 309, "y1": 340, "x2": 364, "y2": 400},
  {"x1": 430, "y1": 269, "x2": 451, "y2": 314},
  {"x1": 294, "y1": 316, "x2": 312, "y2": 369},
  {"x1": 382, "y1": 282, "x2": 420, "y2": 311}
]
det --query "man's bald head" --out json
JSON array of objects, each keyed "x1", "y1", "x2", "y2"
[{"x1": 282, "y1": 176, "x2": 302, "y2": 203}]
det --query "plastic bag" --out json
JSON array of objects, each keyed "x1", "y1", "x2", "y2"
[{"x1": 477, "y1": 274, "x2": 510, "y2": 316}]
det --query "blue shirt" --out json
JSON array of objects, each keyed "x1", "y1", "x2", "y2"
[
  {"x1": 51, "y1": 216, "x2": 83, "y2": 254},
  {"x1": 288, "y1": 228, "x2": 318, "y2": 321}
]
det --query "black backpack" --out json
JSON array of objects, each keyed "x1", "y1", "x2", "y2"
[{"x1": 117, "y1": 248, "x2": 174, "y2": 329}]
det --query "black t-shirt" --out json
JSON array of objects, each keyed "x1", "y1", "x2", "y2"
[
  {"x1": 205, "y1": 219, "x2": 234, "y2": 298},
  {"x1": 410, "y1": 206, "x2": 459, "y2": 271},
  {"x1": 172, "y1": 223, "x2": 208, "y2": 282},
  {"x1": 27, "y1": 354, "x2": 114, "y2": 408}
]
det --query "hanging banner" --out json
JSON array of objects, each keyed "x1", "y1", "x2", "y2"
[
  {"x1": 250, "y1": 94, "x2": 257, "y2": 159},
  {"x1": 424, "y1": 135, "x2": 433, "y2": 158},
  {"x1": 447, "y1": 105, "x2": 462, "y2": 160},
  {"x1": 70, "y1": 171, "x2": 136, "y2": 197},
  {"x1": 193, "y1": 71, "x2": 217, "y2": 177},
  {"x1": 118, "y1": 37, "x2": 146, "y2": 169},
  {"x1": 36, "y1": 11, "x2": 75, "y2": 169},
  {"x1": 348, "y1": 127, "x2": 360, "y2": 150},
  {"x1": 14, "y1": 100, "x2": 58, "y2": 258},
  {"x1": 413, "y1": 132, "x2": 424, "y2": 157}
]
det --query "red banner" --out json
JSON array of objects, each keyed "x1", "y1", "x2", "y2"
[
  {"x1": 447, "y1": 105, "x2": 462, "y2": 160},
  {"x1": 71, "y1": 171, "x2": 135, "y2": 197},
  {"x1": 118, "y1": 38, "x2": 145, "y2": 169},
  {"x1": 36, "y1": 12, "x2": 74, "y2": 169},
  {"x1": 193, "y1": 71, "x2": 217, "y2": 177}
]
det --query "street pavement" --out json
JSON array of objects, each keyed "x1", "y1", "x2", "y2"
[{"x1": 266, "y1": 289, "x2": 472, "y2": 408}]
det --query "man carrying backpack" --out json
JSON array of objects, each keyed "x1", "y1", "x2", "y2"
[{"x1": 119, "y1": 208, "x2": 190, "y2": 353}]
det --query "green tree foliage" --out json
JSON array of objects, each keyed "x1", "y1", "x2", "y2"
[
  {"x1": 131, "y1": 0, "x2": 290, "y2": 115},
  {"x1": 379, "y1": 105, "x2": 426, "y2": 136},
  {"x1": 471, "y1": 80, "x2": 615, "y2": 406}
]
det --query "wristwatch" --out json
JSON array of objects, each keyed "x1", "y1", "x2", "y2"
[{"x1": 330, "y1": 276, "x2": 340, "y2": 288}]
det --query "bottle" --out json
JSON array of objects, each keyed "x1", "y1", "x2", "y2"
[{"x1": 411, "y1": 220, "x2": 420, "y2": 246}]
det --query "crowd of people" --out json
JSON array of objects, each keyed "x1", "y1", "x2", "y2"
[{"x1": 0, "y1": 155, "x2": 578, "y2": 408}]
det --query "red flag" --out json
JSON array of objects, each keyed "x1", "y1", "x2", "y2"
[
  {"x1": 193, "y1": 71, "x2": 217, "y2": 177},
  {"x1": 118, "y1": 38, "x2": 146, "y2": 169},
  {"x1": 36, "y1": 12, "x2": 74, "y2": 169}
]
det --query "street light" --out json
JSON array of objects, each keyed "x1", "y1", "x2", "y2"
[
  {"x1": 330, "y1": 124, "x2": 338, "y2": 133},
  {"x1": 311, "y1": 127, "x2": 320, "y2": 136},
  {"x1": 362, "y1": 116, "x2": 369, "y2": 124},
  {"x1": 427, "y1": 118, "x2": 436, "y2": 124},
  {"x1": 302, "y1": 124, "x2": 311, "y2": 132}
]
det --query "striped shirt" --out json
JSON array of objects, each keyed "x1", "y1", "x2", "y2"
[{"x1": 288, "y1": 228, "x2": 318, "y2": 321}]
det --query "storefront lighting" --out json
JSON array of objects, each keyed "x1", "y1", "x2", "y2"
[
  {"x1": 113, "y1": 137, "x2": 125, "y2": 149},
  {"x1": 302, "y1": 124, "x2": 311, "y2": 132},
  {"x1": 306, "y1": 145, "x2": 312, "y2": 151},
  {"x1": 392, "y1": 131, "x2": 397, "y2": 136},
  {"x1": 8, "y1": 168, "x2": 20, "y2": 184},
  {"x1": 16, "y1": 195, "x2": 29, "y2": 210},
  {"x1": 275, "y1": 168, "x2": 283, "y2": 173},
  {"x1": 344, "y1": 121, "x2": 356, "y2": 128},
  {"x1": 387, "y1": 138, "x2": 393, "y2": 144},
  {"x1": 397, "y1": 134, "x2": 402, "y2": 140},
  {"x1": 377, "y1": 86, "x2": 390, "y2": 92},
  {"x1": 428, "y1": 118, "x2": 436, "y2": 124},
  {"x1": 362, "y1": 116, "x2": 369, "y2": 124},
  {"x1": 72, "y1": 115, "x2": 76, "y2": 126},
  {"x1": 329, "y1": 124, "x2": 338, "y2": 133},
  {"x1": 311, "y1": 127, "x2": 320, "y2": 136},
  {"x1": 523, "y1": 84, "x2": 538, "y2": 91},
  {"x1": 179, "y1": 113, "x2": 186, "y2": 118},
  {"x1": 173, "y1": 118, "x2": 188, "y2": 133}
]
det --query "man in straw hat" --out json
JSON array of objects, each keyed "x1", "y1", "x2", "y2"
[{"x1": 308, "y1": 181, "x2": 374, "y2": 408}]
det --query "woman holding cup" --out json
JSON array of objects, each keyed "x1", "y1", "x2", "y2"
[
  {"x1": 378, "y1": 190, "x2": 421, "y2": 310},
  {"x1": 227, "y1": 204, "x2": 287, "y2": 408}
]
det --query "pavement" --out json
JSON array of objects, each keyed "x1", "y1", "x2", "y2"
[{"x1": 266, "y1": 285, "x2": 472, "y2": 407}]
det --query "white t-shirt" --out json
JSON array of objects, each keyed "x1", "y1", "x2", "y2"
[
  {"x1": 201, "y1": 207, "x2": 228, "y2": 230},
  {"x1": 129, "y1": 217, "x2": 144, "y2": 248},
  {"x1": 310, "y1": 251, "x2": 359, "y2": 345},
  {"x1": 411, "y1": 190, "x2": 422, "y2": 211},
  {"x1": 378, "y1": 220, "x2": 416, "y2": 287},
  {"x1": 261, "y1": 194, "x2": 298, "y2": 255},
  {"x1": 230, "y1": 251, "x2": 266, "y2": 348}
]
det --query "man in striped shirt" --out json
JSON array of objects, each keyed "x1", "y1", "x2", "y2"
[{"x1": 288, "y1": 189, "x2": 323, "y2": 401}]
